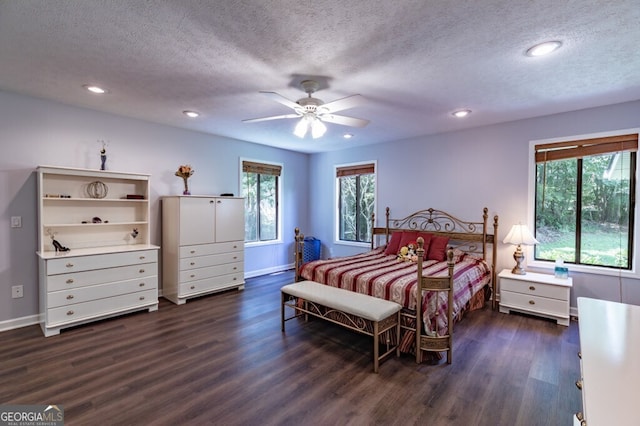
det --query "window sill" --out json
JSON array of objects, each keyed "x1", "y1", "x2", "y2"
[{"x1": 528, "y1": 259, "x2": 639, "y2": 279}]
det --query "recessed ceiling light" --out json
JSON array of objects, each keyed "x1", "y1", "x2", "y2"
[
  {"x1": 183, "y1": 110, "x2": 199, "y2": 118},
  {"x1": 452, "y1": 109, "x2": 471, "y2": 118},
  {"x1": 83, "y1": 84, "x2": 108, "y2": 94},
  {"x1": 526, "y1": 41, "x2": 562, "y2": 57},
  {"x1": 343, "y1": 133, "x2": 354, "y2": 139}
]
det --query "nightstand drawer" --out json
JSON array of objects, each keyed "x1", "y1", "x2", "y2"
[
  {"x1": 501, "y1": 290, "x2": 569, "y2": 318},
  {"x1": 501, "y1": 277, "x2": 568, "y2": 300}
]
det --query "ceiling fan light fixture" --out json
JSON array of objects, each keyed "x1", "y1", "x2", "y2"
[
  {"x1": 343, "y1": 133, "x2": 354, "y2": 139},
  {"x1": 526, "y1": 40, "x2": 562, "y2": 57},
  {"x1": 293, "y1": 116, "x2": 309, "y2": 138},
  {"x1": 311, "y1": 118, "x2": 327, "y2": 139}
]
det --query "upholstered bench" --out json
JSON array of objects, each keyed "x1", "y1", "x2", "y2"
[{"x1": 281, "y1": 280, "x2": 402, "y2": 373}]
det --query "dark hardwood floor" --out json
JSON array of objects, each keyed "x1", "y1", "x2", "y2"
[{"x1": 1, "y1": 271, "x2": 582, "y2": 425}]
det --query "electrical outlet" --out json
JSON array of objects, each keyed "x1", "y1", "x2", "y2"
[
  {"x1": 11, "y1": 216, "x2": 22, "y2": 228},
  {"x1": 11, "y1": 285, "x2": 23, "y2": 299}
]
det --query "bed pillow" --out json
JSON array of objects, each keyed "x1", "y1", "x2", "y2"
[
  {"x1": 384, "y1": 231, "x2": 403, "y2": 255},
  {"x1": 427, "y1": 235, "x2": 450, "y2": 262},
  {"x1": 416, "y1": 232, "x2": 433, "y2": 259},
  {"x1": 397, "y1": 231, "x2": 419, "y2": 254}
]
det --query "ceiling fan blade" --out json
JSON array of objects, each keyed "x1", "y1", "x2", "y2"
[
  {"x1": 319, "y1": 94, "x2": 366, "y2": 113},
  {"x1": 260, "y1": 91, "x2": 301, "y2": 111},
  {"x1": 242, "y1": 113, "x2": 300, "y2": 123},
  {"x1": 319, "y1": 114, "x2": 370, "y2": 128}
]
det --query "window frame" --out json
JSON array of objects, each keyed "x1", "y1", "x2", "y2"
[
  {"x1": 334, "y1": 160, "x2": 377, "y2": 247},
  {"x1": 240, "y1": 158, "x2": 283, "y2": 247},
  {"x1": 528, "y1": 129, "x2": 640, "y2": 277}
]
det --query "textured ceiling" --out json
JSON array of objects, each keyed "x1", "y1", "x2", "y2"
[{"x1": 1, "y1": 1, "x2": 639, "y2": 153}]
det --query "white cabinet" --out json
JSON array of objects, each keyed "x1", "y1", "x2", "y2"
[
  {"x1": 162, "y1": 196, "x2": 245, "y2": 304},
  {"x1": 36, "y1": 166, "x2": 159, "y2": 337},
  {"x1": 498, "y1": 269, "x2": 572, "y2": 326},
  {"x1": 576, "y1": 297, "x2": 640, "y2": 425}
]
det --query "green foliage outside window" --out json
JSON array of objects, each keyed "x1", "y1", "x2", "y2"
[
  {"x1": 243, "y1": 172, "x2": 277, "y2": 242},
  {"x1": 535, "y1": 152, "x2": 633, "y2": 269}
]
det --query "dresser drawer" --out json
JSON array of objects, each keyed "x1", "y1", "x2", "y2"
[
  {"x1": 179, "y1": 241, "x2": 243, "y2": 258},
  {"x1": 179, "y1": 261, "x2": 243, "y2": 283},
  {"x1": 179, "y1": 272, "x2": 244, "y2": 295},
  {"x1": 46, "y1": 250, "x2": 158, "y2": 275},
  {"x1": 47, "y1": 276, "x2": 158, "y2": 308},
  {"x1": 46, "y1": 289, "x2": 157, "y2": 327},
  {"x1": 47, "y1": 262, "x2": 157, "y2": 291},
  {"x1": 500, "y1": 277, "x2": 568, "y2": 300},
  {"x1": 501, "y1": 290, "x2": 569, "y2": 317},
  {"x1": 179, "y1": 251, "x2": 244, "y2": 270}
]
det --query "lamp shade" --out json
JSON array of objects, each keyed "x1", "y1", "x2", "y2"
[{"x1": 503, "y1": 224, "x2": 539, "y2": 246}]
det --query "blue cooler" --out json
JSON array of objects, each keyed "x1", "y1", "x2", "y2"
[{"x1": 303, "y1": 237, "x2": 321, "y2": 262}]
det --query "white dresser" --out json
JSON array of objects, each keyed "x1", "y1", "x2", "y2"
[
  {"x1": 576, "y1": 297, "x2": 640, "y2": 425},
  {"x1": 498, "y1": 269, "x2": 572, "y2": 326},
  {"x1": 37, "y1": 166, "x2": 159, "y2": 337},
  {"x1": 162, "y1": 196, "x2": 245, "y2": 304}
]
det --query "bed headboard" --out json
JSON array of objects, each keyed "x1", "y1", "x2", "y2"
[{"x1": 372, "y1": 207, "x2": 499, "y2": 309}]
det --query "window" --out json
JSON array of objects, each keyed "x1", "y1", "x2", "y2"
[
  {"x1": 242, "y1": 160, "x2": 281, "y2": 243},
  {"x1": 336, "y1": 162, "x2": 376, "y2": 243},
  {"x1": 534, "y1": 133, "x2": 637, "y2": 269}
]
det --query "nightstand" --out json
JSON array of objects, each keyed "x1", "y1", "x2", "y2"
[{"x1": 498, "y1": 269, "x2": 572, "y2": 326}]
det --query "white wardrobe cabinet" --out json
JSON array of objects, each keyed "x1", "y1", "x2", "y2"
[
  {"x1": 162, "y1": 196, "x2": 245, "y2": 304},
  {"x1": 36, "y1": 166, "x2": 159, "y2": 337}
]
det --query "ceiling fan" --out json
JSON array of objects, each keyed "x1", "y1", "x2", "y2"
[{"x1": 242, "y1": 80, "x2": 370, "y2": 139}]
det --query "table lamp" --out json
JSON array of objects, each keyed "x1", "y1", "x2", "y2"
[{"x1": 503, "y1": 224, "x2": 539, "y2": 275}]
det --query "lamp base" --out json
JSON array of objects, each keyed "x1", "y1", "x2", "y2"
[{"x1": 511, "y1": 245, "x2": 527, "y2": 275}]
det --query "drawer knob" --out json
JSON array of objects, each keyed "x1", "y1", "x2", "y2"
[
  {"x1": 233, "y1": 277, "x2": 237, "y2": 281},
  {"x1": 233, "y1": 256, "x2": 237, "y2": 260},
  {"x1": 190, "y1": 262, "x2": 195, "y2": 266},
  {"x1": 139, "y1": 255, "x2": 146, "y2": 260},
  {"x1": 67, "y1": 310, "x2": 74, "y2": 316},
  {"x1": 66, "y1": 263, "x2": 74, "y2": 268},
  {"x1": 139, "y1": 282, "x2": 145, "y2": 287},
  {"x1": 66, "y1": 278, "x2": 74, "y2": 284},
  {"x1": 139, "y1": 296, "x2": 145, "y2": 301},
  {"x1": 529, "y1": 285, "x2": 536, "y2": 291},
  {"x1": 66, "y1": 295, "x2": 74, "y2": 300},
  {"x1": 575, "y1": 379, "x2": 582, "y2": 390},
  {"x1": 139, "y1": 269, "x2": 145, "y2": 273},
  {"x1": 233, "y1": 267, "x2": 237, "y2": 270},
  {"x1": 528, "y1": 300, "x2": 535, "y2": 305},
  {"x1": 190, "y1": 285, "x2": 195, "y2": 289},
  {"x1": 233, "y1": 245, "x2": 237, "y2": 249},
  {"x1": 190, "y1": 274, "x2": 195, "y2": 278},
  {"x1": 190, "y1": 250, "x2": 196, "y2": 254},
  {"x1": 578, "y1": 351, "x2": 582, "y2": 359}
]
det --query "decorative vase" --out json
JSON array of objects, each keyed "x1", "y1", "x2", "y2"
[{"x1": 182, "y1": 177, "x2": 191, "y2": 195}]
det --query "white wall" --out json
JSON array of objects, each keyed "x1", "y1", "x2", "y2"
[
  {"x1": 307, "y1": 100, "x2": 640, "y2": 309},
  {"x1": 0, "y1": 90, "x2": 310, "y2": 326}
]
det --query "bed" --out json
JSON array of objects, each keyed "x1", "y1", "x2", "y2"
[{"x1": 293, "y1": 207, "x2": 498, "y2": 362}]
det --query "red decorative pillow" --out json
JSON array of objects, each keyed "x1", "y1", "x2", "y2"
[
  {"x1": 416, "y1": 232, "x2": 433, "y2": 259},
  {"x1": 384, "y1": 231, "x2": 403, "y2": 255},
  {"x1": 397, "y1": 231, "x2": 419, "y2": 254},
  {"x1": 427, "y1": 235, "x2": 450, "y2": 262}
]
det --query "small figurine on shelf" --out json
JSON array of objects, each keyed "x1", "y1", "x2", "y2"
[
  {"x1": 47, "y1": 230, "x2": 70, "y2": 253},
  {"x1": 99, "y1": 139, "x2": 108, "y2": 170},
  {"x1": 131, "y1": 228, "x2": 139, "y2": 239},
  {"x1": 175, "y1": 164, "x2": 194, "y2": 195}
]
